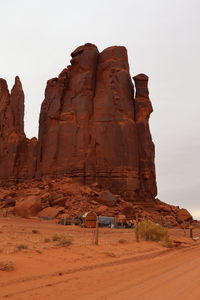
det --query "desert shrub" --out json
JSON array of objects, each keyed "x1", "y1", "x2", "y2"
[
  {"x1": 0, "y1": 261, "x2": 14, "y2": 271},
  {"x1": 53, "y1": 233, "x2": 73, "y2": 247},
  {"x1": 35, "y1": 250, "x2": 42, "y2": 254},
  {"x1": 44, "y1": 237, "x2": 51, "y2": 243},
  {"x1": 32, "y1": 229, "x2": 39, "y2": 234},
  {"x1": 105, "y1": 252, "x2": 116, "y2": 257},
  {"x1": 16, "y1": 244, "x2": 28, "y2": 250},
  {"x1": 52, "y1": 234, "x2": 60, "y2": 242},
  {"x1": 118, "y1": 239, "x2": 127, "y2": 244},
  {"x1": 136, "y1": 220, "x2": 171, "y2": 243},
  {"x1": 164, "y1": 237, "x2": 174, "y2": 248}
]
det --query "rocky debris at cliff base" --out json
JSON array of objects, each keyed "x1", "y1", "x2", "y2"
[{"x1": 0, "y1": 176, "x2": 192, "y2": 227}]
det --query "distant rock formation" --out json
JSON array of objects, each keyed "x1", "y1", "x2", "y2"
[{"x1": 0, "y1": 43, "x2": 157, "y2": 202}]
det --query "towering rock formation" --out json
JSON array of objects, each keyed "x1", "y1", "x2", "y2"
[
  {"x1": 133, "y1": 74, "x2": 157, "y2": 201},
  {"x1": 36, "y1": 44, "x2": 156, "y2": 202},
  {"x1": 0, "y1": 77, "x2": 37, "y2": 180},
  {"x1": 0, "y1": 44, "x2": 157, "y2": 202}
]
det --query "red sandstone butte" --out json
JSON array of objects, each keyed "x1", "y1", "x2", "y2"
[{"x1": 0, "y1": 44, "x2": 157, "y2": 202}]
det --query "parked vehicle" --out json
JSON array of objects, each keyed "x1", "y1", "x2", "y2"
[{"x1": 98, "y1": 216, "x2": 115, "y2": 227}]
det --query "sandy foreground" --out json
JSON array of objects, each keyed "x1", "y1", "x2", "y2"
[{"x1": 0, "y1": 217, "x2": 200, "y2": 300}]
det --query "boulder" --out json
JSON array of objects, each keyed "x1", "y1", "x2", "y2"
[
  {"x1": 4, "y1": 198, "x2": 16, "y2": 207},
  {"x1": 15, "y1": 196, "x2": 42, "y2": 218},
  {"x1": 176, "y1": 209, "x2": 193, "y2": 223},
  {"x1": 95, "y1": 205, "x2": 108, "y2": 215},
  {"x1": 51, "y1": 197, "x2": 68, "y2": 206},
  {"x1": 117, "y1": 214, "x2": 126, "y2": 221},
  {"x1": 80, "y1": 186, "x2": 93, "y2": 195},
  {"x1": 38, "y1": 207, "x2": 60, "y2": 219},
  {"x1": 163, "y1": 215, "x2": 178, "y2": 227},
  {"x1": 97, "y1": 191, "x2": 116, "y2": 207},
  {"x1": 40, "y1": 192, "x2": 51, "y2": 201},
  {"x1": 26, "y1": 188, "x2": 41, "y2": 196},
  {"x1": 51, "y1": 194, "x2": 63, "y2": 200},
  {"x1": 121, "y1": 203, "x2": 136, "y2": 217},
  {"x1": 156, "y1": 204, "x2": 172, "y2": 214}
]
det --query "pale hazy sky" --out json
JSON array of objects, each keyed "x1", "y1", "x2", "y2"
[{"x1": 0, "y1": 0, "x2": 199, "y2": 218}]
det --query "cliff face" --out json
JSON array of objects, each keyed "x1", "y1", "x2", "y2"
[
  {"x1": 0, "y1": 44, "x2": 157, "y2": 202},
  {"x1": 87, "y1": 46, "x2": 139, "y2": 200},
  {"x1": 37, "y1": 44, "x2": 99, "y2": 176}
]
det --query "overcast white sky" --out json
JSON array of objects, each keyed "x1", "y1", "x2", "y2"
[{"x1": 0, "y1": 0, "x2": 199, "y2": 218}]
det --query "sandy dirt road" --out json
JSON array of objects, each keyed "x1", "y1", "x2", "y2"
[
  {"x1": 1, "y1": 245, "x2": 200, "y2": 300},
  {"x1": 1, "y1": 217, "x2": 200, "y2": 300}
]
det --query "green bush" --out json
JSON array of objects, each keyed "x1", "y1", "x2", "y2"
[{"x1": 135, "y1": 220, "x2": 173, "y2": 246}]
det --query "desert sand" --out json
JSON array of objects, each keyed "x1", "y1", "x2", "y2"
[{"x1": 0, "y1": 216, "x2": 200, "y2": 300}]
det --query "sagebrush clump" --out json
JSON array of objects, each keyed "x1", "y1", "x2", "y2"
[
  {"x1": 53, "y1": 234, "x2": 73, "y2": 247},
  {"x1": 16, "y1": 244, "x2": 28, "y2": 250},
  {"x1": 135, "y1": 220, "x2": 174, "y2": 247},
  {"x1": 44, "y1": 237, "x2": 51, "y2": 243},
  {"x1": 0, "y1": 261, "x2": 14, "y2": 271},
  {"x1": 105, "y1": 252, "x2": 116, "y2": 257}
]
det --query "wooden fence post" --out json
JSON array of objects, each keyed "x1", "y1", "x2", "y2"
[
  {"x1": 135, "y1": 213, "x2": 139, "y2": 242},
  {"x1": 183, "y1": 222, "x2": 186, "y2": 236},
  {"x1": 94, "y1": 218, "x2": 99, "y2": 245},
  {"x1": 189, "y1": 222, "x2": 193, "y2": 238}
]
